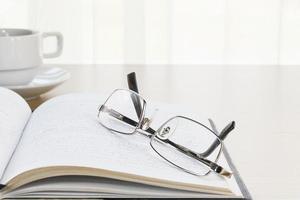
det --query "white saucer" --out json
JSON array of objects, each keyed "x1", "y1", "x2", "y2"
[{"x1": 6, "y1": 67, "x2": 70, "y2": 100}]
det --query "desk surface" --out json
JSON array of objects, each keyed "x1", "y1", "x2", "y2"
[{"x1": 28, "y1": 64, "x2": 300, "y2": 200}]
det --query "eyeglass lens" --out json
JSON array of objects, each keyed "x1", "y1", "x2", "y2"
[
  {"x1": 98, "y1": 90, "x2": 144, "y2": 134},
  {"x1": 150, "y1": 117, "x2": 222, "y2": 176}
]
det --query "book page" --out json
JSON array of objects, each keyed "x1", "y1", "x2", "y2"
[
  {"x1": 0, "y1": 87, "x2": 31, "y2": 182},
  {"x1": 2, "y1": 93, "x2": 233, "y2": 193}
]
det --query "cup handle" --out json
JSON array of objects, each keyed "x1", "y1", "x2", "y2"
[{"x1": 42, "y1": 32, "x2": 63, "y2": 58}]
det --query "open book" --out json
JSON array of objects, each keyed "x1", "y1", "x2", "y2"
[{"x1": 0, "y1": 87, "x2": 245, "y2": 199}]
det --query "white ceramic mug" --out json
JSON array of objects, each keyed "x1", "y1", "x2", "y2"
[{"x1": 0, "y1": 28, "x2": 63, "y2": 85}]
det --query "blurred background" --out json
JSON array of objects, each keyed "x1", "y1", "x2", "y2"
[{"x1": 1, "y1": 0, "x2": 300, "y2": 65}]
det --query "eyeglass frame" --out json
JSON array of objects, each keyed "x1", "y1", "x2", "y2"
[{"x1": 97, "y1": 73, "x2": 235, "y2": 178}]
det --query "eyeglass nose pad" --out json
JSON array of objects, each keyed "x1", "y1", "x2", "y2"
[
  {"x1": 141, "y1": 118, "x2": 151, "y2": 130},
  {"x1": 156, "y1": 125, "x2": 175, "y2": 140},
  {"x1": 156, "y1": 118, "x2": 179, "y2": 140},
  {"x1": 141, "y1": 109, "x2": 159, "y2": 130}
]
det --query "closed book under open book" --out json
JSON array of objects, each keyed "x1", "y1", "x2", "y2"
[{"x1": 0, "y1": 87, "x2": 251, "y2": 199}]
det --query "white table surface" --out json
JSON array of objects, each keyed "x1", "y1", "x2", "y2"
[{"x1": 29, "y1": 64, "x2": 300, "y2": 200}]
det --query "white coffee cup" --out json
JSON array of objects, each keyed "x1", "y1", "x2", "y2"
[{"x1": 0, "y1": 28, "x2": 63, "y2": 85}]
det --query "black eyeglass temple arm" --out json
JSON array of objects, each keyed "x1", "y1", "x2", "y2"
[
  {"x1": 127, "y1": 72, "x2": 143, "y2": 119},
  {"x1": 127, "y1": 72, "x2": 139, "y2": 93},
  {"x1": 200, "y1": 120, "x2": 235, "y2": 157}
]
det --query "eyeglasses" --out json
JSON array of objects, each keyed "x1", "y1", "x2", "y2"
[{"x1": 97, "y1": 73, "x2": 235, "y2": 178}]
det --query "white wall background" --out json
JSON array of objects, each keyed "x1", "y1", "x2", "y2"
[{"x1": 0, "y1": 0, "x2": 300, "y2": 65}]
